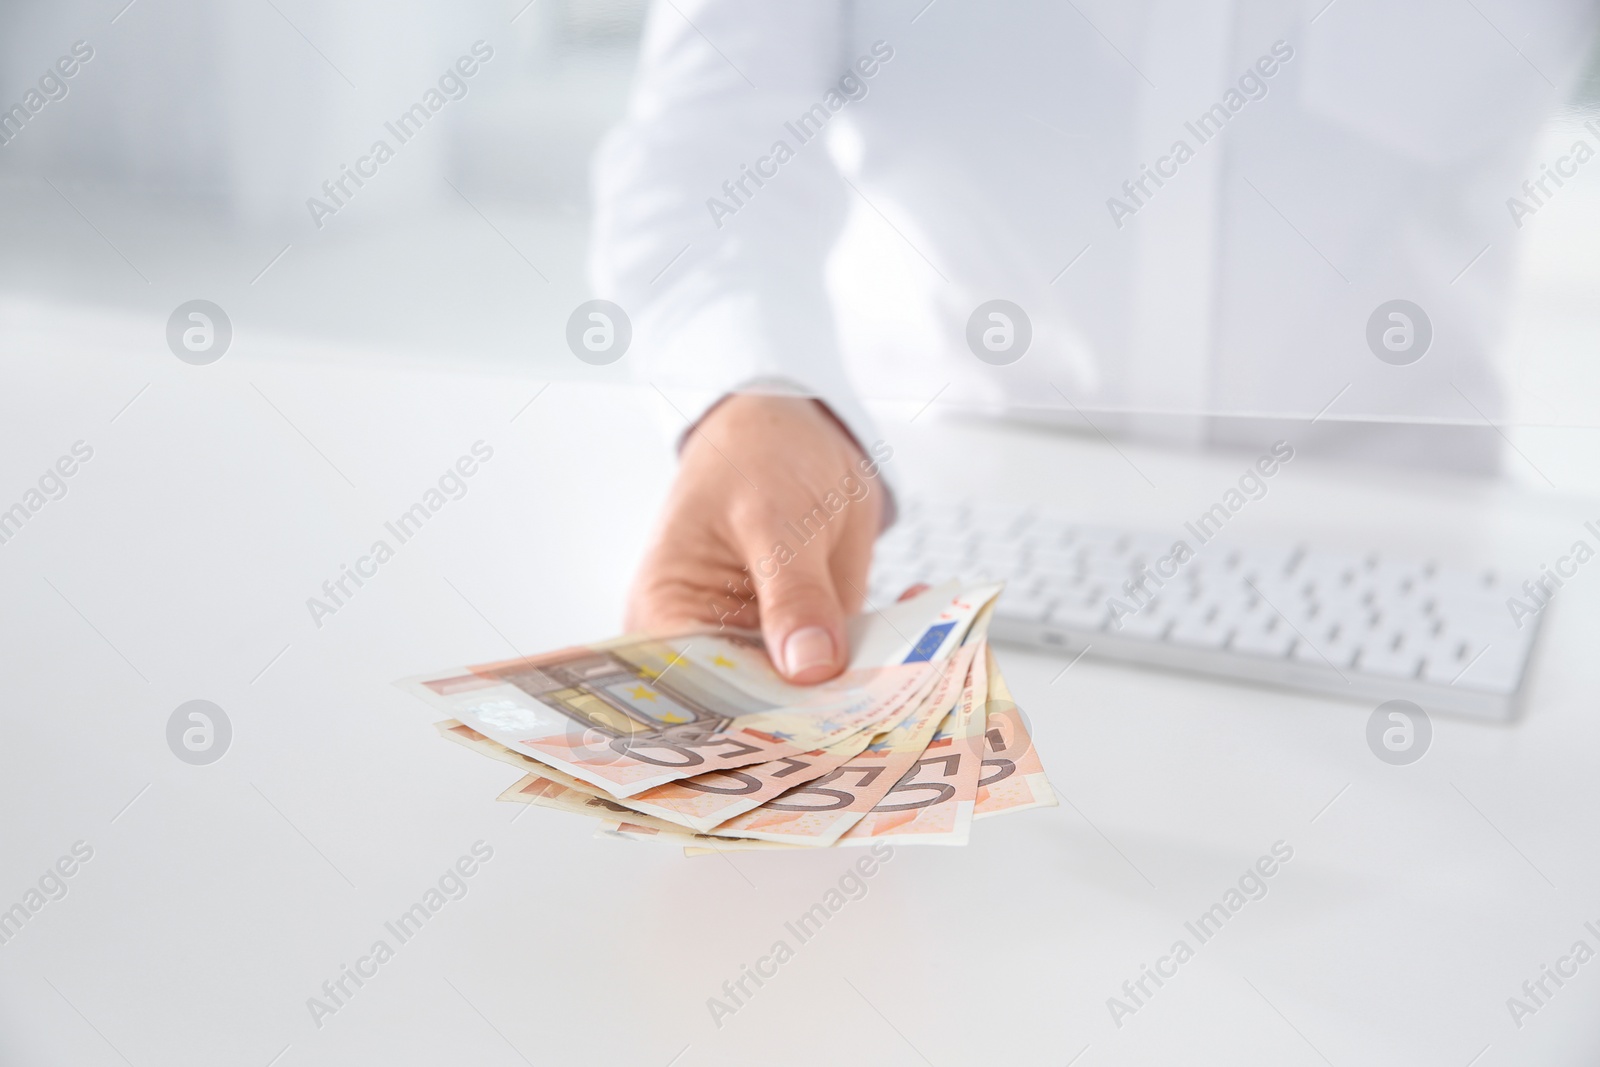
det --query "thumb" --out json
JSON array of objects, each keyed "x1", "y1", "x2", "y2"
[{"x1": 755, "y1": 550, "x2": 848, "y2": 685}]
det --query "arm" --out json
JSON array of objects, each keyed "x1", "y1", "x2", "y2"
[{"x1": 590, "y1": 0, "x2": 889, "y2": 681}]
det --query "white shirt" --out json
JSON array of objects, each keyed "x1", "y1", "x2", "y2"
[{"x1": 589, "y1": 0, "x2": 1596, "y2": 475}]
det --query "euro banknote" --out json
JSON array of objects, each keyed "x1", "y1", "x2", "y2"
[
  {"x1": 837, "y1": 631, "x2": 989, "y2": 847},
  {"x1": 974, "y1": 645, "x2": 1057, "y2": 819}
]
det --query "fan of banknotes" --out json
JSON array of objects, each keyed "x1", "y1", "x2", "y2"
[{"x1": 398, "y1": 582, "x2": 1055, "y2": 854}]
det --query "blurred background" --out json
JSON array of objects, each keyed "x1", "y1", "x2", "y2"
[
  {"x1": 3, "y1": 9, "x2": 1600, "y2": 1063},
  {"x1": 2, "y1": 0, "x2": 1600, "y2": 487},
  {"x1": 0, "y1": 0, "x2": 644, "y2": 360}
]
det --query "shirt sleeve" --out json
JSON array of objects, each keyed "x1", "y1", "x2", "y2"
[{"x1": 588, "y1": 0, "x2": 895, "y2": 522}]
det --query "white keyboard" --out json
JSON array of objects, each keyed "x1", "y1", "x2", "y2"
[{"x1": 868, "y1": 500, "x2": 1543, "y2": 721}]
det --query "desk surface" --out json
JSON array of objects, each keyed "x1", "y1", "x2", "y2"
[{"x1": 1, "y1": 301, "x2": 1598, "y2": 1066}]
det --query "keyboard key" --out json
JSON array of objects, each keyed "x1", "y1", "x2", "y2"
[
  {"x1": 1169, "y1": 617, "x2": 1232, "y2": 649},
  {"x1": 1417, "y1": 640, "x2": 1470, "y2": 684},
  {"x1": 996, "y1": 591, "x2": 1054, "y2": 623},
  {"x1": 1292, "y1": 637, "x2": 1356, "y2": 669},
  {"x1": 1356, "y1": 645, "x2": 1422, "y2": 679},
  {"x1": 1031, "y1": 549, "x2": 1079, "y2": 574},
  {"x1": 1037, "y1": 576, "x2": 1087, "y2": 602},
  {"x1": 1449, "y1": 641, "x2": 1522, "y2": 694},
  {"x1": 1230, "y1": 627, "x2": 1296, "y2": 658},
  {"x1": 974, "y1": 549, "x2": 1030, "y2": 577},
  {"x1": 1210, "y1": 596, "x2": 1263, "y2": 632},
  {"x1": 1110, "y1": 610, "x2": 1171, "y2": 639},
  {"x1": 1048, "y1": 602, "x2": 1110, "y2": 632}
]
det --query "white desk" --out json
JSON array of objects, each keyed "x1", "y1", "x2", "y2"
[{"x1": 1, "y1": 300, "x2": 1597, "y2": 1066}]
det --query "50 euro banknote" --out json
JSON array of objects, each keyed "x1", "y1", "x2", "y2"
[
  {"x1": 836, "y1": 636, "x2": 990, "y2": 847},
  {"x1": 973, "y1": 645, "x2": 1056, "y2": 818}
]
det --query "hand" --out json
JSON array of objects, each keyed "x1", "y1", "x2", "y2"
[{"x1": 625, "y1": 393, "x2": 889, "y2": 684}]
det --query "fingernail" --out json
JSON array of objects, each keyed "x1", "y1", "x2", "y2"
[{"x1": 782, "y1": 626, "x2": 835, "y2": 678}]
